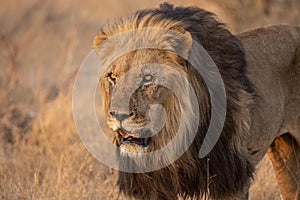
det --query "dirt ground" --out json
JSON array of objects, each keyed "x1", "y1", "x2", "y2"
[{"x1": 0, "y1": 0, "x2": 299, "y2": 199}]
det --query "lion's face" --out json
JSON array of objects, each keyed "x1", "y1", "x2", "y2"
[{"x1": 99, "y1": 49, "x2": 182, "y2": 155}]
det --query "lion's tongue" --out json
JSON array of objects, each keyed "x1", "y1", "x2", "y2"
[{"x1": 119, "y1": 130, "x2": 139, "y2": 138}]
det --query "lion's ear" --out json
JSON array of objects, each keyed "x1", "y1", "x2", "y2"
[
  {"x1": 93, "y1": 30, "x2": 107, "y2": 48},
  {"x1": 170, "y1": 27, "x2": 193, "y2": 59}
]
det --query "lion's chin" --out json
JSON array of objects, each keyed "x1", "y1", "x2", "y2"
[{"x1": 119, "y1": 143, "x2": 148, "y2": 157}]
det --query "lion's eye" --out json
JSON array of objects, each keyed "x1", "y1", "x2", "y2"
[
  {"x1": 108, "y1": 72, "x2": 117, "y2": 82},
  {"x1": 143, "y1": 74, "x2": 153, "y2": 82}
]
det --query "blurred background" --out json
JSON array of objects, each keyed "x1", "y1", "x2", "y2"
[{"x1": 0, "y1": 0, "x2": 299, "y2": 199}]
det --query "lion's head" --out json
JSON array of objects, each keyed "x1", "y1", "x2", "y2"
[
  {"x1": 94, "y1": 3, "x2": 256, "y2": 200},
  {"x1": 95, "y1": 19, "x2": 202, "y2": 157}
]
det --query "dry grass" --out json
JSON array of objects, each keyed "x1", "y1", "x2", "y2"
[
  {"x1": 0, "y1": 90, "x2": 122, "y2": 199},
  {"x1": 0, "y1": 0, "x2": 299, "y2": 199}
]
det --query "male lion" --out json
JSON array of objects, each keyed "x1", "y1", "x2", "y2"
[{"x1": 93, "y1": 3, "x2": 300, "y2": 200}]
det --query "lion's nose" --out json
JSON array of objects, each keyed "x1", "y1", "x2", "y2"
[{"x1": 110, "y1": 112, "x2": 131, "y2": 122}]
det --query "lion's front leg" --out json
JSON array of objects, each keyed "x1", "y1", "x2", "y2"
[{"x1": 268, "y1": 134, "x2": 300, "y2": 200}]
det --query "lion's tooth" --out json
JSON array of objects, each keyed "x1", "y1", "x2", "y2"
[
  {"x1": 123, "y1": 133, "x2": 129, "y2": 138},
  {"x1": 119, "y1": 129, "x2": 129, "y2": 138}
]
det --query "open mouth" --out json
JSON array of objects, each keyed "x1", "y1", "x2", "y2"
[{"x1": 117, "y1": 129, "x2": 150, "y2": 147}]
